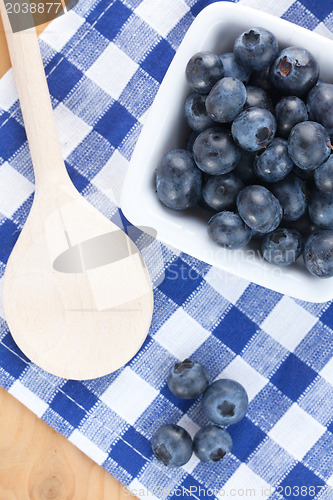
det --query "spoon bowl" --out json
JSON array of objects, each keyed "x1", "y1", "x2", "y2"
[{"x1": 1, "y1": 4, "x2": 153, "y2": 379}]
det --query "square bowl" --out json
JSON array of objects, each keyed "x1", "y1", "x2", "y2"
[{"x1": 121, "y1": 1, "x2": 333, "y2": 303}]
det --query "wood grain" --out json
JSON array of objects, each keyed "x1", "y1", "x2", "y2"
[
  {"x1": 0, "y1": 10, "x2": 136, "y2": 500},
  {"x1": 0, "y1": 18, "x2": 48, "y2": 76},
  {"x1": 0, "y1": 387, "x2": 133, "y2": 499}
]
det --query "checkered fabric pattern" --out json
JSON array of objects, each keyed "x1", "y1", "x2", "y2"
[{"x1": 0, "y1": 0, "x2": 332, "y2": 498}]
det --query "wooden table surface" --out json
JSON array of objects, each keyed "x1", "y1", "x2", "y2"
[{"x1": 0, "y1": 16, "x2": 132, "y2": 500}]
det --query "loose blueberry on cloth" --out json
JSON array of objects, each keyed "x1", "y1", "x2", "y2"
[{"x1": 0, "y1": 0, "x2": 333, "y2": 499}]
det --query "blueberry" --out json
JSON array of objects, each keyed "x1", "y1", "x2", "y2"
[
  {"x1": 254, "y1": 138, "x2": 294, "y2": 182},
  {"x1": 193, "y1": 127, "x2": 241, "y2": 175},
  {"x1": 206, "y1": 77, "x2": 246, "y2": 123},
  {"x1": 244, "y1": 86, "x2": 273, "y2": 112},
  {"x1": 234, "y1": 27, "x2": 278, "y2": 71},
  {"x1": 152, "y1": 424, "x2": 193, "y2": 468},
  {"x1": 231, "y1": 107, "x2": 276, "y2": 152},
  {"x1": 308, "y1": 190, "x2": 333, "y2": 229},
  {"x1": 251, "y1": 229, "x2": 266, "y2": 240},
  {"x1": 288, "y1": 121, "x2": 331, "y2": 170},
  {"x1": 237, "y1": 185, "x2": 283, "y2": 233},
  {"x1": 156, "y1": 149, "x2": 202, "y2": 210},
  {"x1": 193, "y1": 426, "x2": 232, "y2": 463},
  {"x1": 293, "y1": 165, "x2": 315, "y2": 181},
  {"x1": 262, "y1": 228, "x2": 303, "y2": 266},
  {"x1": 304, "y1": 230, "x2": 333, "y2": 278},
  {"x1": 275, "y1": 96, "x2": 308, "y2": 139},
  {"x1": 270, "y1": 173, "x2": 308, "y2": 222},
  {"x1": 184, "y1": 93, "x2": 215, "y2": 132},
  {"x1": 249, "y1": 66, "x2": 275, "y2": 93},
  {"x1": 284, "y1": 214, "x2": 318, "y2": 238},
  {"x1": 220, "y1": 52, "x2": 251, "y2": 84},
  {"x1": 234, "y1": 150, "x2": 257, "y2": 184},
  {"x1": 314, "y1": 156, "x2": 333, "y2": 193},
  {"x1": 203, "y1": 173, "x2": 244, "y2": 211},
  {"x1": 208, "y1": 211, "x2": 252, "y2": 249},
  {"x1": 307, "y1": 82, "x2": 333, "y2": 135},
  {"x1": 167, "y1": 359, "x2": 209, "y2": 399},
  {"x1": 186, "y1": 52, "x2": 224, "y2": 94},
  {"x1": 269, "y1": 47, "x2": 319, "y2": 97},
  {"x1": 187, "y1": 130, "x2": 199, "y2": 152},
  {"x1": 202, "y1": 379, "x2": 248, "y2": 426}
]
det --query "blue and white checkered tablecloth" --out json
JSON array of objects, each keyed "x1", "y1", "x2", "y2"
[{"x1": 0, "y1": 0, "x2": 332, "y2": 498}]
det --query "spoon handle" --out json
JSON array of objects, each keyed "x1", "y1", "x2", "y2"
[{"x1": 0, "y1": 3, "x2": 69, "y2": 187}]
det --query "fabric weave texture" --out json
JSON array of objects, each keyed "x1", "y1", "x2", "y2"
[{"x1": 0, "y1": 0, "x2": 332, "y2": 498}]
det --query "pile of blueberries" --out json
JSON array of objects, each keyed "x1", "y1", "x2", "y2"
[
  {"x1": 152, "y1": 359, "x2": 248, "y2": 467},
  {"x1": 155, "y1": 27, "x2": 333, "y2": 278}
]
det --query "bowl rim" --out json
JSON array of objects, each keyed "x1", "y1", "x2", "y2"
[{"x1": 121, "y1": 1, "x2": 333, "y2": 303}]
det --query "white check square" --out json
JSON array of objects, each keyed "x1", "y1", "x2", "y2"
[
  {"x1": 69, "y1": 429, "x2": 108, "y2": 465},
  {"x1": 205, "y1": 267, "x2": 249, "y2": 304},
  {"x1": 0, "y1": 70, "x2": 18, "y2": 111},
  {"x1": 41, "y1": 11, "x2": 85, "y2": 52},
  {"x1": 135, "y1": 0, "x2": 189, "y2": 37},
  {"x1": 54, "y1": 103, "x2": 92, "y2": 158},
  {"x1": 240, "y1": 0, "x2": 295, "y2": 17},
  {"x1": 154, "y1": 308, "x2": 210, "y2": 360},
  {"x1": 9, "y1": 380, "x2": 48, "y2": 417},
  {"x1": 92, "y1": 150, "x2": 128, "y2": 204},
  {"x1": 0, "y1": 278, "x2": 3, "y2": 318},
  {"x1": 129, "y1": 479, "x2": 160, "y2": 500},
  {"x1": 218, "y1": 463, "x2": 273, "y2": 499},
  {"x1": 86, "y1": 43, "x2": 138, "y2": 99},
  {"x1": 261, "y1": 296, "x2": 317, "y2": 351},
  {"x1": 100, "y1": 367, "x2": 158, "y2": 426},
  {"x1": 0, "y1": 162, "x2": 34, "y2": 218},
  {"x1": 314, "y1": 22, "x2": 333, "y2": 38},
  {"x1": 269, "y1": 403, "x2": 326, "y2": 461},
  {"x1": 327, "y1": 473, "x2": 333, "y2": 488},
  {"x1": 216, "y1": 356, "x2": 268, "y2": 401},
  {"x1": 176, "y1": 414, "x2": 201, "y2": 473},
  {"x1": 177, "y1": 414, "x2": 200, "y2": 437},
  {"x1": 320, "y1": 357, "x2": 333, "y2": 386}
]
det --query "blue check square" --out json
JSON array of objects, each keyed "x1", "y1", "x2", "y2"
[
  {"x1": 0, "y1": 115, "x2": 26, "y2": 160},
  {"x1": 88, "y1": 0, "x2": 131, "y2": 40},
  {"x1": 61, "y1": 380, "x2": 98, "y2": 412},
  {"x1": 158, "y1": 257, "x2": 204, "y2": 305},
  {"x1": 95, "y1": 102, "x2": 137, "y2": 148},
  {"x1": 0, "y1": 338, "x2": 28, "y2": 379},
  {"x1": 228, "y1": 417, "x2": 266, "y2": 462},
  {"x1": 179, "y1": 477, "x2": 210, "y2": 499},
  {"x1": 320, "y1": 304, "x2": 333, "y2": 330},
  {"x1": 2, "y1": 332, "x2": 30, "y2": 362},
  {"x1": 50, "y1": 391, "x2": 86, "y2": 428},
  {"x1": 212, "y1": 307, "x2": 257, "y2": 354},
  {"x1": 47, "y1": 56, "x2": 83, "y2": 101},
  {"x1": 271, "y1": 354, "x2": 317, "y2": 402},
  {"x1": 141, "y1": 39, "x2": 175, "y2": 83},
  {"x1": 111, "y1": 438, "x2": 146, "y2": 477},
  {"x1": 301, "y1": 0, "x2": 333, "y2": 20},
  {"x1": 280, "y1": 463, "x2": 325, "y2": 499},
  {"x1": 190, "y1": 0, "x2": 216, "y2": 17},
  {"x1": 122, "y1": 426, "x2": 152, "y2": 458},
  {"x1": 0, "y1": 220, "x2": 20, "y2": 264}
]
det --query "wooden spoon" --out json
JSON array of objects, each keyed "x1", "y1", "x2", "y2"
[{"x1": 0, "y1": 6, "x2": 153, "y2": 379}]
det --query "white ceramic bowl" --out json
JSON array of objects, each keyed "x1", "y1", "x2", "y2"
[{"x1": 121, "y1": 1, "x2": 333, "y2": 303}]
